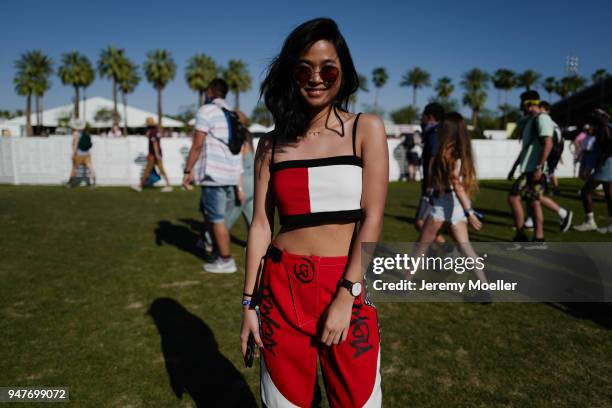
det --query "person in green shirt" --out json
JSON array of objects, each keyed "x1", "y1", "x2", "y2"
[{"x1": 507, "y1": 91, "x2": 554, "y2": 248}]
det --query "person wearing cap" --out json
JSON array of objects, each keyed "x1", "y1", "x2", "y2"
[
  {"x1": 507, "y1": 90, "x2": 564, "y2": 248},
  {"x1": 182, "y1": 78, "x2": 244, "y2": 273},
  {"x1": 65, "y1": 118, "x2": 96, "y2": 188},
  {"x1": 132, "y1": 117, "x2": 173, "y2": 192},
  {"x1": 519, "y1": 101, "x2": 573, "y2": 232}
]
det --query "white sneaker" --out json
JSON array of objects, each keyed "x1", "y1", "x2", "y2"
[
  {"x1": 573, "y1": 220, "x2": 598, "y2": 232},
  {"x1": 160, "y1": 186, "x2": 173, "y2": 193},
  {"x1": 560, "y1": 210, "x2": 573, "y2": 233},
  {"x1": 597, "y1": 223, "x2": 612, "y2": 234},
  {"x1": 203, "y1": 257, "x2": 237, "y2": 273},
  {"x1": 130, "y1": 185, "x2": 142, "y2": 192}
]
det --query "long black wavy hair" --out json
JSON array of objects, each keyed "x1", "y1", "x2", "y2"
[{"x1": 260, "y1": 17, "x2": 359, "y2": 141}]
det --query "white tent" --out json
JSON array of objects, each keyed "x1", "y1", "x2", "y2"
[
  {"x1": 248, "y1": 123, "x2": 274, "y2": 134},
  {"x1": 4, "y1": 96, "x2": 184, "y2": 136}
]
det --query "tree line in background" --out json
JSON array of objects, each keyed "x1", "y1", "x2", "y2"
[
  {"x1": 12, "y1": 48, "x2": 251, "y2": 136},
  {"x1": 11, "y1": 47, "x2": 611, "y2": 136},
  {"x1": 375, "y1": 67, "x2": 609, "y2": 132}
]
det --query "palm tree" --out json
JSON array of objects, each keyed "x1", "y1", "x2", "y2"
[
  {"x1": 516, "y1": 69, "x2": 541, "y2": 91},
  {"x1": 555, "y1": 79, "x2": 570, "y2": 100},
  {"x1": 98, "y1": 46, "x2": 126, "y2": 126},
  {"x1": 30, "y1": 52, "x2": 53, "y2": 134},
  {"x1": 434, "y1": 77, "x2": 454, "y2": 100},
  {"x1": 250, "y1": 102, "x2": 273, "y2": 127},
  {"x1": 460, "y1": 68, "x2": 489, "y2": 128},
  {"x1": 144, "y1": 49, "x2": 177, "y2": 129},
  {"x1": 13, "y1": 64, "x2": 35, "y2": 136},
  {"x1": 358, "y1": 73, "x2": 369, "y2": 93},
  {"x1": 492, "y1": 69, "x2": 515, "y2": 127},
  {"x1": 36, "y1": 53, "x2": 53, "y2": 134},
  {"x1": 81, "y1": 62, "x2": 95, "y2": 122},
  {"x1": 117, "y1": 59, "x2": 140, "y2": 135},
  {"x1": 58, "y1": 52, "x2": 95, "y2": 119},
  {"x1": 371, "y1": 67, "x2": 388, "y2": 110},
  {"x1": 13, "y1": 50, "x2": 52, "y2": 136},
  {"x1": 432, "y1": 77, "x2": 457, "y2": 112},
  {"x1": 33, "y1": 76, "x2": 52, "y2": 134},
  {"x1": 492, "y1": 69, "x2": 515, "y2": 107},
  {"x1": 349, "y1": 73, "x2": 369, "y2": 110},
  {"x1": 400, "y1": 67, "x2": 431, "y2": 107},
  {"x1": 185, "y1": 54, "x2": 217, "y2": 107},
  {"x1": 542, "y1": 76, "x2": 556, "y2": 101},
  {"x1": 592, "y1": 69, "x2": 609, "y2": 84},
  {"x1": 222, "y1": 59, "x2": 251, "y2": 110},
  {"x1": 564, "y1": 74, "x2": 587, "y2": 95}
]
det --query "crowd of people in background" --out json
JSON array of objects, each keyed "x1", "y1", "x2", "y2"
[{"x1": 62, "y1": 79, "x2": 612, "y2": 262}]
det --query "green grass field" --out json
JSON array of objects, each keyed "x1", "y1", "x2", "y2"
[{"x1": 1, "y1": 180, "x2": 611, "y2": 407}]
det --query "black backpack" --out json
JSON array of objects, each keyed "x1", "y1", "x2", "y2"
[
  {"x1": 221, "y1": 107, "x2": 248, "y2": 155},
  {"x1": 402, "y1": 133, "x2": 415, "y2": 150},
  {"x1": 77, "y1": 132, "x2": 92, "y2": 151},
  {"x1": 529, "y1": 114, "x2": 564, "y2": 165}
]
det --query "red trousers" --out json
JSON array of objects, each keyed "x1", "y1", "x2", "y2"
[{"x1": 258, "y1": 245, "x2": 382, "y2": 408}]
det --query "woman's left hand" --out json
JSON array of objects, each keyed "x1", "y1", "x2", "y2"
[{"x1": 320, "y1": 289, "x2": 354, "y2": 346}]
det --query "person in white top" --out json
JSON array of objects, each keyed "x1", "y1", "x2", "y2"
[{"x1": 182, "y1": 79, "x2": 245, "y2": 273}]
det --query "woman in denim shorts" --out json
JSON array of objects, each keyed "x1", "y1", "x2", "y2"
[{"x1": 414, "y1": 113, "x2": 489, "y2": 292}]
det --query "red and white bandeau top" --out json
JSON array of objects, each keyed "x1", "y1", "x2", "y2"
[{"x1": 270, "y1": 113, "x2": 363, "y2": 227}]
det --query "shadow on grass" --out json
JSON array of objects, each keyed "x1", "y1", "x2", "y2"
[
  {"x1": 148, "y1": 298, "x2": 257, "y2": 407},
  {"x1": 473, "y1": 207, "x2": 514, "y2": 220},
  {"x1": 179, "y1": 217, "x2": 247, "y2": 248},
  {"x1": 400, "y1": 203, "x2": 419, "y2": 210},
  {"x1": 484, "y1": 246, "x2": 612, "y2": 329},
  {"x1": 546, "y1": 302, "x2": 612, "y2": 330},
  {"x1": 385, "y1": 212, "x2": 417, "y2": 225},
  {"x1": 155, "y1": 221, "x2": 205, "y2": 261},
  {"x1": 480, "y1": 182, "x2": 513, "y2": 193},
  {"x1": 179, "y1": 217, "x2": 205, "y2": 232}
]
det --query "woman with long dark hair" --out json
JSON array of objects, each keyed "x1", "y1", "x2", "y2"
[
  {"x1": 240, "y1": 18, "x2": 386, "y2": 407},
  {"x1": 415, "y1": 113, "x2": 489, "y2": 292}
]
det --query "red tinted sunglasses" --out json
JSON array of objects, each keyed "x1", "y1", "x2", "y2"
[{"x1": 293, "y1": 65, "x2": 340, "y2": 86}]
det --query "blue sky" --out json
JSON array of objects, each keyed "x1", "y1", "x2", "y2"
[{"x1": 2, "y1": 0, "x2": 611, "y2": 119}]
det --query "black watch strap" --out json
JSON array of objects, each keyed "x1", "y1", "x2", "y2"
[
  {"x1": 339, "y1": 278, "x2": 353, "y2": 291},
  {"x1": 338, "y1": 278, "x2": 361, "y2": 297}
]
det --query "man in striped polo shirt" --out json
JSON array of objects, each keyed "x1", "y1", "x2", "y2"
[{"x1": 182, "y1": 78, "x2": 245, "y2": 273}]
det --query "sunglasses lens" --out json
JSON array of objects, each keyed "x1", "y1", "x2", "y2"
[
  {"x1": 320, "y1": 66, "x2": 339, "y2": 83},
  {"x1": 294, "y1": 66, "x2": 312, "y2": 85}
]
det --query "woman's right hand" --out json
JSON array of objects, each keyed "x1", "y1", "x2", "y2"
[
  {"x1": 240, "y1": 307, "x2": 264, "y2": 358},
  {"x1": 468, "y1": 213, "x2": 482, "y2": 231}
]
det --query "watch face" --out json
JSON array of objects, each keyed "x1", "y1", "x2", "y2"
[{"x1": 351, "y1": 282, "x2": 362, "y2": 297}]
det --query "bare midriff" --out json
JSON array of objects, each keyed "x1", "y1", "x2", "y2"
[{"x1": 272, "y1": 222, "x2": 357, "y2": 257}]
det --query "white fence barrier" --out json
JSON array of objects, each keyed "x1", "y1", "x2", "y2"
[{"x1": 0, "y1": 136, "x2": 576, "y2": 185}]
